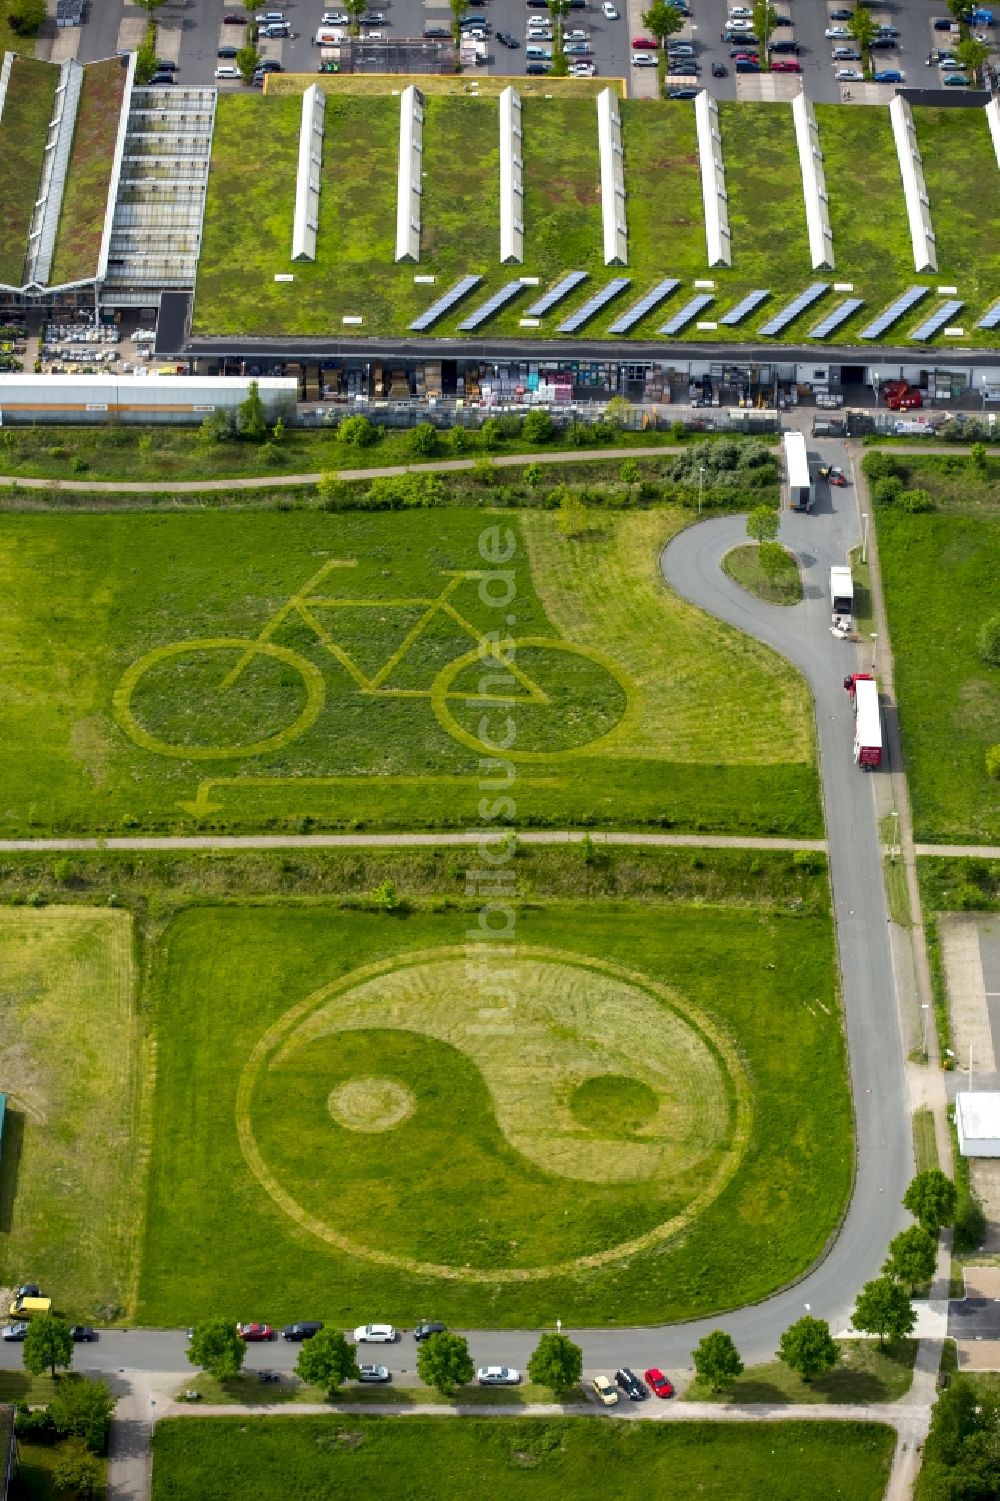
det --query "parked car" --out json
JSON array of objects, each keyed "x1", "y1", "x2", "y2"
[
  {"x1": 644, "y1": 1366, "x2": 675, "y2": 1398},
  {"x1": 667, "y1": 58, "x2": 697, "y2": 69},
  {"x1": 632, "y1": 51, "x2": 658, "y2": 64},
  {"x1": 258, "y1": 1370, "x2": 280, "y2": 1385},
  {"x1": 877, "y1": 23, "x2": 900, "y2": 36},
  {"x1": 571, "y1": 60, "x2": 596, "y2": 71},
  {"x1": 829, "y1": 6, "x2": 852, "y2": 15},
  {"x1": 631, "y1": 34, "x2": 657, "y2": 46},
  {"x1": 237, "y1": 1323, "x2": 275, "y2": 1341},
  {"x1": 942, "y1": 70, "x2": 970, "y2": 83},
  {"x1": 358, "y1": 1365, "x2": 391, "y2": 1383},
  {"x1": 615, "y1": 1367, "x2": 647, "y2": 1401},
  {"x1": 867, "y1": 35, "x2": 897, "y2": 48},
  {"x1": 414, "y1": 1321, "x2": 447, "y2": 1342},
  {"x1": 832, "y1": 45, "x2": 861, "y2": 58},
  {"x1": 564, "y1": 42, "x2": 593, "y2": 53},
  {"x1": 478, "y1": 1366, "x2": 520, "y2": 1385},
  {"x1": 728, "y1": 4, "x2": 752, "y2": 14},
  {"x1": 354, "y1": 1323, "x2": 396, "y2": 1343},
  {"x1": 155, "y1": 59, "x2": 177, "y2": 70},
  {"x1": 873, "y1": 67, "x2": 904, "y2": 81},
  {"x1": 256, "y1": 58, "x2": 282, "y2": 69},
  {"x1": 496, "y1": 29, "x2": 518, "y2": 44},
  {"x1": 592, "y1": 1375, "x2": 619, "y2": 1406},
  {"x1": 711, "y1": 60, "x2": 727, "y2": 74},
  {"x1": 602, "y1": 1, "x2": 618, "y2": 14},
  {"x1": 281, "y1": 1322, "x2": 324, "y2": 1341},
  {"x1": 525, "y1": 60, "x2": 551, "y2": 71},
  {"x1": 1, "y1": 1324, "x2": 29, "y2": 1342},
  {"x1": 835, "y1": 67, "x2": 864, "y2": 79},
  {"x1": 667, "y1": 85, "x2": 700, "y2": 95},
  {"x1": 771, "y1": 57, "x2": 801, "y2": 70},
  {"x1": 223, "y1": 11, "x2": 246, "y2": 20},
  {"x1": 731, "y1": 50, "x2": 759, "y2": 60},
  {"x1": 768, "y1": 37, "x2": 798, "y2": 50},
  {"x1": 149, "y1": 72, "x2": 175, "y2": 83},
  {"x1": 723, "y1": 29, "x2": 758, "y2": 42},
  {"x1": 734, "y1": 57, "x2": 761, "y2": 69},
  {"x1": 217, "y1": 45, "x2": 239, "y2": 56},
  {"x1": 933, "y1": 14, "x2": 955, "y2": 26},
  {"x1": 825, "y1": 25, "x2": 850, "y2": 36},
  {"x1": 70, "y1": 1326, "x2": 98, "y2": 1342},
  {"x1": 322, "y1": 10, "x2": 350, "y2": 20},
  {"x1": 668, "y1": 41, "x2": 695, "y2": 53}
]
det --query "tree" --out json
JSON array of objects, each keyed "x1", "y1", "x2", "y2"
[
  {"x1": 272, "y1": 416, "x2": 286, "y2": 444},
  {"x1": 523, "y1": 409, "x2": 554, "y2": 445},
  {"x1": 449, "y1": 0, "x2": 466, "y2": 43},
  {"x1": 692, "y1": 1330, "x2": 743, "y2": 1392},
  {"x1": 947, "y1": 0, "x2": 976, "y2": 23},
  {"x1": 556, "y1": 488, "x2": 588, "y2": 538},
  {"x1": 188, "y1": 1320, "x2": 245, "y2": 1381},
  {"x1": 955, "y1": 33, "x2": 990, "y2": 75},
  {"x1": 620, "y1": 459, "x2": 640, "y2": 486},
  {"x1": 746, "y1": 503, "x2": 779, "y2": 544},
  {"x1": 847, "y1": 5, "x2": 878, "y2": 69},
  {"x1": 346, "y1": 0, "x2": 367, "y2": 34},
  {"x1": 135, "y1": 22, "x2": 159, "y2": 84},
  {"x1": 236, "y1": 379, "x2": 267, "y2": 441},
  {"x1": 603, "y1": 396, "x2": 634, "y2": 430},
  {"x1": 642, "y1": 0, "x2": 683, "y2": 47},
  {"x1": 133, "y1": 0, "x2": 168, "y2": 12},
  {"x1": 236, "y1": 43, "x2": 261, "y2": 82},
  {"x1": 23, "y1": 1316, "x2": 74, "y2": 1380},
  {"x1": 758, "y1": 539, "x2": 787, "y2": 585},
  {"x1": 49, "y1": 1377, "x2": 116, "y2": 1453},
  {"x1": 53, "y1": 1443, "x2": 102, "y2": 1498},
  {"x1": 970, "y1": 441, "x2": 988, "y2": 474},
  {"x1": 883, "y1": 1225, "x2": 938, "y2": 1292},
  {"x1": 8, "y1": 0, "x2": 48, "y2": 32},
  {"x1": 416, "y1": 1331, "x2": 474, "y2": 1396},
  {"x1": 524, "y1": 463, "x2": 542, "y2": 489},
  {"x1": 295, "y1": 1329, "x2": 359, "y2": 1396},
  {"x1": 777, "y1": 1316, "x2": 839, "y2": 1382},
  {"x1": 338, "y1": 414, "x2": 379, "y2": 447},
  {"x1": 903, "y1": 1169, "x2": 958, "y2": 1233},
  {"x1": 751, "y1": 0, "x2": 776, "y2": 64},
  {"x1": 480, "y1": 416, "x2": 503, "y2": 449},
  {"x1": 409, "y1": 421, "x2": 438, "y2": 456},
  {"x1": 852, "y1": 1275, "x2": 915, "y2": 1344},
  {"x1": 528, "y1": 1333, "x2": 583, "y2": 1397}
]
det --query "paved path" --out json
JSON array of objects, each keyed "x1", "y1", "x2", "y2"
[
  {"x1": 0, "y1": 831, "x2": 826, "y2": 853},
  {"x1": 0, "y1": 445, "x2": 681, "y2": 494},
  {"x1": 915, "y1": 845, "x2": 1000, "y2": 859}
]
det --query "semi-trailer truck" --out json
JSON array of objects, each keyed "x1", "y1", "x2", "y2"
[
  {"x1": 830, "y1": 565, "x2": 854, "y2": 630},
  {"x1": 783, "y1": 430, "x2": 812, "y2": 511},
  {"x1": 844, "y1": 672, "x2": 882, "y2": 768}
]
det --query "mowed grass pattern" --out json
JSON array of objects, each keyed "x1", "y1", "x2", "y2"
[
  {"x1": 0, "y1": 508, "x2": 819, "y2": 835},
  {"x1": 151, "y1": 1416, "x2": 897, "y2": 1501},
  {"x1": 138, "y1": 897, "x2": 851, "y2": 1326},
  {"x1": 0, "y1": 908, "x2": 140, "y2": 1320}
]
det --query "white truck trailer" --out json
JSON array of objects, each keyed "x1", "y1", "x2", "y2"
[
  {"x1": 830, "y1": 565, "x2": 854, "y2": 630},
  {"x1": 783, "y1": 430, "x2": 812, "y2": 511}
]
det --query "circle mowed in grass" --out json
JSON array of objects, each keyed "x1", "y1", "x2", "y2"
[{"x1": 238, "y1": 948, "x2": 751, "y2": 1280}]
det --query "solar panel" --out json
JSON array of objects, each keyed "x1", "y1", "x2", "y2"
[
  {"x1": 607, "y1": 278, "x2": 680, "y2": 335},
  {"x1": 858, "y1": 285, "x2": 930, "y2": 341},
  {"x1": 525, "y1": 272, "x2": 588, "y2": 318},
  {"x1": 758, "y1": 283, "x2": 829, "y2": 337},
  {"x1": 808, "y1": 297, "x2": 865, "y2": 340},
  {"x1": 409, "y1": 275, "x2": 482, "y2": 332},
  {"x1": 457, "y1": 280, "x2": 527, "y2": 332},
  {"x1": 658, "y1": 293, "x2": 714, "y2": 336},
  {"x1": 557, "y1": 278, "x2": 631, "y2": 334},
  {"x1": 719, "y1": 289, "x2": 770, "y2": 327},
  {"x1": 977, "y1": 299, "x2": 1000, "y2": 330},
  {"x1": 909, "y1": 299, "x2": 964, "y2": 342}
]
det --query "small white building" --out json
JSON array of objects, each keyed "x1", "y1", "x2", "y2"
[{"x1": 956, "y1": 1092, "x2": 1000, "y2": 1157}]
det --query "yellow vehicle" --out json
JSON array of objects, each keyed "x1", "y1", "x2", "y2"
[{"x1": 9, "y1": 1295, "x2": 52, "y2": 1318}]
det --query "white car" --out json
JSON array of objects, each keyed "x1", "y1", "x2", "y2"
[
  {"x1": 601, "y1": 1, "x2": 618, "y2": 15},
  {"x1": 565, "y1": 27, "x2": 589, "y2": 38},
  {"x1": 825, "y1": 25, "x2": 850, "y2": 36},
  {"x1": 571, "y1": 59, "x2": 596, "y2": 72},
  {"x1": 592, "y1": 1375, "x2": 619, "y2": 1406},
  {"x1": 354, "y1": 1323, "x2": 396, "y2": 1343},
  {"x1": 835, "y1": 66, "x2": 864, "y2": 79},
  {"x1": 729, "y1": 4, "x2": 753, "y2": 14},
  {"x1": 477, "y1": 1366, "x2": 521, "y2": 1385},
  {"x1": 322, "y1": 10, "x2": 349, "y2": 20},
  {"x1": 631, "y1": 51, "x2": 657, "y2": 64},
  {"x1": 215, "y1": 64, "x2": 240, "y2": 77}
]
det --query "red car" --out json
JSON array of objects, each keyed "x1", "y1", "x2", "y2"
[
  {"x1": 732, "y1": 51, "x2": 759, "y2": 61},
  {"x1": 644, "y1": 1366, "x2": 675, "y2": 1398},
  {"x1": 631, "y1": 35, "x2": 657, "y2": 47},
  {"x1": 771, "y1": 58, "x2": 801, "y2": 70},
  {"x1": 237, "y1": 1323, "x2": 275, "y2": 1341}
]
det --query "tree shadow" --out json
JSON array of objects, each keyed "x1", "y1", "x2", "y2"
[{"x1": 0, "y1": 1106, "x2": 24, "y2": 1234}]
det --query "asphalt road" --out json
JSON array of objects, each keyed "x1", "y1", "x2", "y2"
[{"x1": 0, "y1": 436, "x2": 913, "y2": 1384}]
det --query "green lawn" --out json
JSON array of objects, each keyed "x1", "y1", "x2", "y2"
[
  {"x1": 0, "y1": 57, "x2": 59, "y2": 286},
  {"x1": 137, "y1": 889, "x2": 850, "y2": 1326},
  {"x1": 179, "y1": 1371, "x2": 585, "y2": 1406},
  {"x1": 723, "y1": 542, "x2": 802, "y2": 604},
  {"x1": 11, "y1": 1436, "x2": 108, "y2": 1501},
  {"x1": 685, "y1": 1340, "x2": 918, "y2": 1405},
  {"x1": 0, "y1": 908, "x2": 142, "y2": 1322},
  {"x1": 874, "y1": 455, "x2": 1000, "y2": 841},
  {"x1": 151, "y1": 1416, "x2": 896, "y2": 1501},
  {"x1": 914, "y1": 107, "x2": 1000, "y2": 311},
  {"x1": 721, "y1": 103, "x2": 811, "y2": 286},
  {"x1": 49, "y1": 56, "x2": 129, "y2": 286},
  {"x1": 0, "y1": 505, "x2": 818, "y2": 836}
]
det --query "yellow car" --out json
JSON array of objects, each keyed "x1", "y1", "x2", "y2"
[{"x1": 592, "y1": 1375, "x2": 619, "y2": 1407}]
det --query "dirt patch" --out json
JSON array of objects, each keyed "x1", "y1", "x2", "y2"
[{"x1": 939, "y1": 913, "x2": 995, "y2": 1071}]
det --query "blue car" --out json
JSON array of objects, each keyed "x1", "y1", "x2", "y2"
[
  {"x1": 971, "y1": 7, "x2": 993, "y2": 22},
  {"x1": 873, "y1": 68, "x2": 904, "y2": 82}
]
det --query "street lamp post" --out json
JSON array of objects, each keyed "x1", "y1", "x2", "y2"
[
  {"x1": 870, "y1": 632, "x2": 878, "y2": 673},
  {"x1": 698, "y1": 465, "x2": 705, "y2": 517},
  {"x1": 861, "y1": 511, "x2": 869, "y2": 566},
  {"x1": 922, "y1": 1003, "x2": 931, "y2": 1060},
  {"x1": 890, "y1": 809, "x2": 899, "y2": 859},
  {"x1": 556, "y1": 1318, "x2": 562, "y2": 1335}
]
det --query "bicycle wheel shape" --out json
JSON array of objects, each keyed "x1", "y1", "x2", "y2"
[
  {"x1": 430, "y1": 636, "x2": 634, "y2": 761},
  {"x1": 114, "y1": 638, "x2": 326, "y2": 760}
]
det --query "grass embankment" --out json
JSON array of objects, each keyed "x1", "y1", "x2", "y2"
[
  {"x1": 0, "y1": 908, "x2": 141, "y2": 1322},
  {"x1": 723, "y1": 542, "x2": 802, "y2": 604},
  {"x1": 873, "y1": 453, "x2": 1000, "y2": 842},
  {"x1": 913, "y1": 1107, "x2": 939, "y2": 1173},
  {"x1": 150, "y1": 1416, "x2": 897, "y2": 1501},
  {"x1": 0, "y1": 505, "x2": 818, "y2": 837},
  {"x1": 685, "y1": 1340, "x2": 918, "y2": 1405},
  {"x1": 0, "y1": 57, "x2": 59, "y2": 286},
  {"x1": 179, "y1": 1371, "x2": 583, "y2": 1407},
  {"x1": 49, "y1": 56, "x2": 128, "y2": 285},
  {"x1": 137, "y1": 874, "x2": 849, "y2": 1326},
  {"x1": 266, "y1": 73, "x2": 614, "y2": 98}
]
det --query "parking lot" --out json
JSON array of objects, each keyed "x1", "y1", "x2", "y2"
[{"x1": 62, "y1": 0, "x2": 994, "y2": 97}]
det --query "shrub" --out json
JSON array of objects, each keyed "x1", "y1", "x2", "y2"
[
  {"x1": 979, "y1": 617, "x2": 1000, "y2": 667},
  {"x1": 898, "y1": 488, "x2": 934, "y2": 513},
  {"x1": 988, "y1": 745, "x2": 1000, "y2": 781},
  {"x1": 471, "y1": 456, "x2": 495, "y2": 487},
  {"x1": 495, "y1": 413, "x2": 523, "y2": 439},
  {"x1": 259, "y1": 442, "x2": 282, "y2": 466},
  {"x1": 862, "y1": 452, "x2": 900, "y2": 481},
  {"x1": 338, "y1": 415, "x2": 379, "y2": 448},
  {"x1": 872, "y1": 476, "x2": 904, "y2": 507},
  {"x1": 523, "y1": 409, "x2": 554, "y2": 444},
  {"x1": 448, "y1": 425, "x2": 471, "y2": 453},
  {"x1": 409, "y1": 422, "x2": 438, "y2": 456},
  {"x1": 479, "y1": 417, "x2": 503, "y2": 449}
]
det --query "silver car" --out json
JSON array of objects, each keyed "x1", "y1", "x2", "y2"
[{"x1": 477, "y1": 1365, "x2": 521, "y2": 1385}]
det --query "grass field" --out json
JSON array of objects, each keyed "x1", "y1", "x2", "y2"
[
  {"x1": 191, "y1": 89, "x2": 1000, "y2": 345},
  {"x1": 0, "y1": 907, "x2": 140, "y2": 1321},
  {"x1": 179, "y1": 1371, "x2": 585, "y2": 1406},
  {"x1": 49, "y1": 57, "x2": 129, "y2": 286},
  {"x1": 138, "y1": 890, "x2": 850, "y2": 1325},
  {"x1": 150, "y1": 1416, "x2": 896, "y2": 1501},
  {"x1": 685, "y1": 1339, "x2": 917, "y2": 1405},
  {"x1": 0, "y1": 506, "x2": 818, "y2": 836},
  {"x1": 723, "y1": 542, "x2": 802, "y2": 605},
  {"x1": 0, "y1": 57, "x2": 58, "y2": 287},
  {"x1": 11, "y1": 1435, "x2": 108, "y2": 1500},
  {"x1": 874, "y1": 454, "x2": 1000, "y2": 842}
]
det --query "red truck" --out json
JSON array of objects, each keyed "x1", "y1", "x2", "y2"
[
  {"x1": 844, "y1": 673, "x2": 882, "y2": 768},
  {"x1": 882, "y1": 380, "x2": 923, "y2": 412}
]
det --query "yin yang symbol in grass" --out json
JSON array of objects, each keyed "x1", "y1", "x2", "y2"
[{"x1": 237, "y1": 948, "x2": 752, "y2": 1281}]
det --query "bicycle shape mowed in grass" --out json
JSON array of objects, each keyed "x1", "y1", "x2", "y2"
[{"x1": 114, "y1": 557, "x2": 634, "y2": 762}]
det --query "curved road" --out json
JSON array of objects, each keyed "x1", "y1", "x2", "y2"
[{"x1": 0, "y1": 467, "x2": 912, "y2": 1382}]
